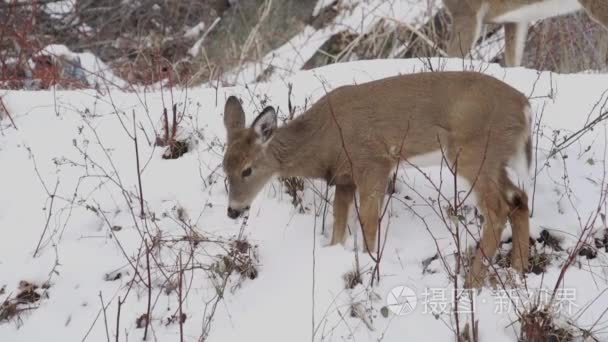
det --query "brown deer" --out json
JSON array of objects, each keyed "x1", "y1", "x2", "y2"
[
  {"x1": 443, "y1": 0, "x2": 608, "y2": 67},
  {"x1": 222, "y1": 71, "x2": 532, "y2": 287}
]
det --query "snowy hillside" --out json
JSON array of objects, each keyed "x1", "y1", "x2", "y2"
[{"x1": 1, "y1": 58, "x2": 608, "y2": 342}]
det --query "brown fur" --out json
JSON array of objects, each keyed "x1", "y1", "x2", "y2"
[
  {"x1": 222, "y1": 71, "x2": 532, "y2": 288},
  {"x1": 443, "y1": 0, "x2": 608, "y2": 67}
]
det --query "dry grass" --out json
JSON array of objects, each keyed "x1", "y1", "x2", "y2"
[
  {"x1": 213, "y1": 239, "x2": 259, "y2": 281},
  {"x1": 525, "y1": 13, "x2": 608, "y2": 73},
  {"x1": 280, "y1": 176, "x2": 305, "y2": 212},
  {"x1": 0, "y1": 281, "x2": 49, "y2": 325},
  {"x1": 520, "y1": 306, "x2": 574, "y2": 342},
  {"x1": 1, "y1": 0, "x2": 606, "y2": 90}
]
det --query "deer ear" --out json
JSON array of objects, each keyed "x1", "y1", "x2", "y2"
[
  {"x1": 224, "y1": 96, "x2": 245, "y2": 136},
  {"x1": 252, "y1": 106, "x2": 277, "y2": 143}
]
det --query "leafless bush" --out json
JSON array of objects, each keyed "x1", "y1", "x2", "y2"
[
  {"x1": 525, "y1": 13, "x2": 608, "y2": 73},
  {"x1": 520, "y1": 306, "x2": 574, "y2": 342}
]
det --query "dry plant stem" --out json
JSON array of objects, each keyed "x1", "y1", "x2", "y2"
[
  {"x1": 585, "y1": 126, "x2": 608, "y2": 334},
  {"x1": 82, "y1": 295, "x2": 113, "y2": 342},
  {"x1": 451, "y1": 159, "x2": 462, "y2": 340},
  {"x1": 99, "y1": 292, "x2": 111, "y2": 342},
  {"x1": 311, "y1": 195, "x2": 320, "y2": 342},
  {"x1": 372, "y1": 129, "x2": 410, "y2": 285},
  {"x1": 171, "y1": 104, "x2": 178, "y2": 145},
  {"x1": 132, "y1": 111, "x2": 144, "y2": 218},
  {"x1": 548, "y1": 109, "x2": 608, "y2": 160},
  {"x1": 178, "y1": 253, "x2": 184, "y2": 342},
  {"x1": 543, "y1": 138, "x2": 608, "y2": 316},
  {"x1": 96, "y1": 205, "x2": 147, "y2": 284},
  {"x1": 143, "y1": 239, "x2": 152, "y2": 341},
  {"x1": 0, "y1": 96, "x2": 17, "y2": 130},
  {"x1": 78, "y1": 118, "x2": 154, "y2": 240},
  {"x1": 163, "y1": 107, "x2": 170, "y2": 144},
  {"x1": 199, "y1": 216, "x2": 249, "y2": 341},
  {"x1": 115, "y1": 297, "x2": 122, "y2": 342},
  {"x1": 33, "y1": 180, "x2": 60, "y2": 257},
  {"x1": 530, "y1": 102, "x2": 546, "y2": 217},
  {"x1": 551, "y1": 199, "x2": 604, "y2": 301}
]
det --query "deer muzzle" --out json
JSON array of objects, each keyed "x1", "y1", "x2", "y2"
[{"x1": 227, "y1": 206, "x2": 249, "y2": 219}]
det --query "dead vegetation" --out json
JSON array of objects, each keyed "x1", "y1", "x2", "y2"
[
  {"x1": 1, "y1": 0, "x2": 606, "y2": 91},
  {"x1": 156, "y1": 104, "x2": 190, "y2": 159},
  {"x1": 520, "y1": 306, "x2": 574, "y2": 342},
  {"x1": 493, "y1": 230, "x2": 565, "y2": 276},
  {"x1": 280, "y1": 176, "x2": 305, "y2": 213},
  {"x1": 0, "y1": 281, "x2": 49, "y2": 325},
  {"x1": 213, "y1": 239, "x2": 259, "y2": 281},
  {"x1": 342, "y1": 269, "x2": 363, "y2": 290}
]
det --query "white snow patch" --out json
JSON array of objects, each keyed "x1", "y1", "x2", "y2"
[
  {"x1": 184, "y1": 22, "x2": 206, "y2": 39},
  {"x1": 1, "y1": 58, "x2": 608, "y2": 342},
  {"x1": 35, "y1": 44, "x2": 127, "y2": 88}
]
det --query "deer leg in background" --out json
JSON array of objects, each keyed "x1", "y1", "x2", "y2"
[
  {"x1": 330, "y1": 183, "x2": 356, "y2": 245},
  {"x1": 504, "y1": 22, "x2": 529, "y2": 67},
  {"x1": 446, "y1": 9, "x2": 482, "y2": 60}
]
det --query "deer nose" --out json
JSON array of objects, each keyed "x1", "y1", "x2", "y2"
[{"x1": 227, "y1": 207, "x2": 241, "y2": 219}]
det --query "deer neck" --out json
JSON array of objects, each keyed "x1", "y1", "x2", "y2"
[{"x1": 267, "y1": 114, "x2": 327, "y2": 179}]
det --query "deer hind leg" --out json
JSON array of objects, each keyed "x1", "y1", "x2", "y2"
[
  {"x1": 579, "y1": 0, "x2": 608, "y2": 30},
  {"x1": 357, "y1": 173, "x2": 389, "y2": 253},
  {"x1": 445, "y1": 5, "x2": 483, "y2": 59},
  {"x1": 330, "y1": 183, "x2": 356, "y2": 246},
  {"x1": 504, "y1": 22, "x2": 529, "y2": 67},
  {"x1": 501, "y1": 170, "x2": 531, "y2": 274}
]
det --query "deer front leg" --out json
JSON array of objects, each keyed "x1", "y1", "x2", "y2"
[
  {"x1": 579, "y1": 0, "x2": 608, "y2": 30},
  {"x1": 330, "y1": 184, "x2": 355, "y2": 246},
  {"x1": 466, "y1": 185, "x2": 509, "y2": 288},
  {"x1": 504, "y1": 22, "x2": 529, "y2": 67},
  {"x1": 503, "y1": 177, "x2": 531, "y2": 275}
]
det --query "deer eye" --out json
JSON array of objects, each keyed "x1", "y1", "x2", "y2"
[{"x1": 241, "y1": 167, "x2": 252, "y2": 178}]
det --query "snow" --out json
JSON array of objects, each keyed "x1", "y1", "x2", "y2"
[
  {"x1": 1, "y1": 58, "x2": 608, "y2": 341},
  {"x1": 35, "y1": 44, "x2": 127, "y2": 89},
  {"x1": 184, "y1": 22, "x2": 206, "y2": 40},
  {"x1": 43, "y1": 0, "x2": 76, "y2": 20}
]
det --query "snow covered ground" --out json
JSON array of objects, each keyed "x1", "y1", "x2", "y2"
[{"x1": 1, "y1": 58, "x2": 608, "y2": 342}]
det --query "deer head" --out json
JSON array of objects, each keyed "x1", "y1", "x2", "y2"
[{"x1": 222, "y1": 96, "x2": 278, "y2": 219}]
